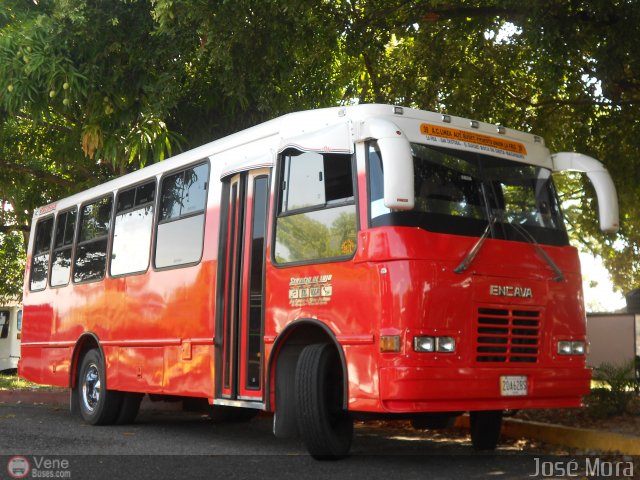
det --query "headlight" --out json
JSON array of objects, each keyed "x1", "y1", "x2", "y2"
[
  {"x1": 414, "y1": 336, "x2": 435, "y2": 352},
  {"x1": 558, "y1": 340, "x2": 586, "y2": 355},
  {"x1": 436, "y1": 337, "x2": 456, "y2": 353},
  {"x1": 413, "y1": 336, "x2": 456, "y2": 353},
  {"x1": 571, "y1": 341, "x2": 586, "y2": 355}
]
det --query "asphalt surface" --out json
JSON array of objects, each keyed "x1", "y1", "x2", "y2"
[{"x1": 0, "y1": 403, "x2": 556, "y2": 480}]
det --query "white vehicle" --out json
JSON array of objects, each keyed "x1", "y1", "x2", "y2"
[{"x1": 0, "y1": 302, "x2": 22, "y2": 372}]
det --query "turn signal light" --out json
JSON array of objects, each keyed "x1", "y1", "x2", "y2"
[{"x1": 380, "y1": 335, "x2": 401, "y2": 353}]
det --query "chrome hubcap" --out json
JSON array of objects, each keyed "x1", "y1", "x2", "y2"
[{"x1": 81, "y1": 363, "x2": 100, "y2": 413}]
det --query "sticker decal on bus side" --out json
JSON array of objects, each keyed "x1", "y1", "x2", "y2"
[
  {"x1": 33, "y1": 203, "x2": 57, "y2": 217},
  {"x1": 289, "y1": 275, "x2": 333, "y2": 306}
]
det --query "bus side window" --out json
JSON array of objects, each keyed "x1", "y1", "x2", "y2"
[
  {"x1": 74, "y1": 196, "x2": 113, "y2": 283},
  {"x1": 274, "y1": 150, "x2": 357, "y2": 263},
  {"x1": 50, "y1": 208, "x2": 77, "y2": 287},
  {"x1": 155, "y1": 162, "x2": 209, "y2": 269},
  {"x1": 111, "y1": 181, "x2": 156, "y2": 276},
  {"x1": 30, "y1": 217, "x2": 54, "y2": 291}
]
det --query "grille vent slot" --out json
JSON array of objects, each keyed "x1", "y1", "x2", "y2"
[{"x1": 475, "y1": 307, "x2": 540, "y2": 363}]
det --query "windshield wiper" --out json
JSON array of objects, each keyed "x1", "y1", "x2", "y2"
[
  {"x1": 454, "y1": 216, "x2": 496, "y2": 274},
  {"x1": 454, "y1": 214, "x2": 565, "y2": 282},
  {"x1": 501, "y1": 216, "x2": 565, "y2": 282}
]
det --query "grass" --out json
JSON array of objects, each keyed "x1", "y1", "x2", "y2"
[{"x1": 0, "y1": 371, "x2": 61, "y2": 391}]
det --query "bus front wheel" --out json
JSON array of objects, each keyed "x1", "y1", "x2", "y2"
[
  {"x1": 77, "y1": 349, "x2": 123, "y2": 425},
  {"x1": 295, "y1": 343, "x2": 353, "y2": 460},
  {"x1": 469, "y1": 410, "x2": 503, "y2": 450}
]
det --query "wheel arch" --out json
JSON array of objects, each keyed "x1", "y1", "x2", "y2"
[
  {"x1": 267, "y1": 318, "x2": 348, "y2": 439},
  {"x1": 69, "y1": 332, "x2": 104, "y2": 389},
  {"x1": 267, "y1": 318, "x2": 348, "y2": 410}
]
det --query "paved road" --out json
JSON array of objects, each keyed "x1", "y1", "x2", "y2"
[{"x1": 0, "y1": 403, "x2": 548, "y2": 479}]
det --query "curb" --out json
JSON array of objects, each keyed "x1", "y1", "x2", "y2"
[{"x1": 456, "y1": 415, "x2": 640, "y2": 455}]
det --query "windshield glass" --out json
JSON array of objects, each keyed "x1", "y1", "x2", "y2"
[{"x1": 368, "y1": 142, "x2": 568, "y2": 246}]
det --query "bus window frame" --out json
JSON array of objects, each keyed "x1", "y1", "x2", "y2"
[
  {"x1": 72, "y1": 193, "x2": 115, "y2": 285},
  {"x1": 29, "y1": 215, "x2": 55, "y2": 292},
  {"x1": 153, "y1": 159, "x2": 211, "y2": 272},
  {"x1": 49, "y1": 206, "x2": 79, "y2": 289},
  {"x1": 271, "y1": 149, "x2": 359, "y2": 268},
  {"x1": 109, "y1": 178, "x2": 158, "y2": 279}
]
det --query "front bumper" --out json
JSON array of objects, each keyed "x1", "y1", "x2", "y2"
[{"x1": 379, "y1": 365, "x2": 591, "y2": 413}]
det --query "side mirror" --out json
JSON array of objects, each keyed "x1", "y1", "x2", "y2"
[
  {"x1": 361, "y1": 118, "x2": 415, "y2": 210},
  {"x1": 551, "y1": 152, "x2": 619, "y2": 233}
]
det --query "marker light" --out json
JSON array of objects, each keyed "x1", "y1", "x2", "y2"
[
  {"x1": 380, "y1": 335, "x2": 401, "y2": 353},
  {"x1": 558, "y1": 341, "x2": 586, "y2": 355}
]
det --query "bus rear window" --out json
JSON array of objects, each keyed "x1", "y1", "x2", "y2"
[{"x1": 30, "y1": 217, "x2": 54, "y2": 291}]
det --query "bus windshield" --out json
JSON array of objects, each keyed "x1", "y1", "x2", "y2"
[{"x1": 369, "y1": 142, "x2": 569, "y2": 246}]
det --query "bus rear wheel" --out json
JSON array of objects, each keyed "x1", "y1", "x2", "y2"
[
  {"x1": 469, "y1": 410, "x2": 503, "y2": 450},
  {"x1": 295, "y1": 343, "x2": 353, "y2": 460},
  {"x1": 77, "y1": 349, "x2": 123, "y2": 425}
]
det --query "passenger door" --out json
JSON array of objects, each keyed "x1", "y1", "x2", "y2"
[{"x1": 216, "y1": 169, "x2": 270, "y2": 404}]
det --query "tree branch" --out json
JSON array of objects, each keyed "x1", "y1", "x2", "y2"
[
  {"x1": 0, "y1": 159, "x2": 75, "y2": 188},
  {"x1": 361, "y1": 52, "x2": 385, "y2": 103},
  {"x1": 15, "y1": 113, "x2": 74, "y2": 134},
  {"x1": 504, "y1": 89, "x2": 640, "y2": 108},
  {"x1": 0, "y1": 224, "x2": 30, "y2": 233},
  {"x1": 412, "y1": 4, "x2": 619, "y2": 27}
]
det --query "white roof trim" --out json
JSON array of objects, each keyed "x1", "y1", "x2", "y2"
[{"x1": 278, "y1": 122, "x2": 353, "y2": 154}]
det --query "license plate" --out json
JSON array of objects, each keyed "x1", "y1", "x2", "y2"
[{"x1": 500, "y1": 375, "x2": 528, "y2": 396}]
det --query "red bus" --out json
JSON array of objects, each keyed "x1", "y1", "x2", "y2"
[{"x1": 19, "y1": 105, "x2": 618, "y2": 458}]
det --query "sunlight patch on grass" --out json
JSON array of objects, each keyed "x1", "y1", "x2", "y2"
[{"x1": 0, "y1": 373, "x2": 58, "y2": 391}]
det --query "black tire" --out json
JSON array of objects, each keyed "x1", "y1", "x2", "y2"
[
  {"x1": 470, "y1": 410, "x2": 503, "y2": 450},
  {"x1": 77, "y1": 349, "x2": 123, "y2": 425},
  {"x1": 295, "y1": 343, "x2": 353, "y2": 460},
  {"x1": 411, "y1": 413, "x2": 456, "y2": 430},
  {"x1": 115, "y1": 393, "x2": 144, "y2": 425}
]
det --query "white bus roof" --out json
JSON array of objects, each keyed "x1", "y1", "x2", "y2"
[{"x1": 32, "y1": 104, "x2": 551, "y2": 218}]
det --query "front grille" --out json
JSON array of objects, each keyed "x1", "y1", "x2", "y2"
[{"x1": 475, "y1": 307, "x2": 541, "y2": 363}]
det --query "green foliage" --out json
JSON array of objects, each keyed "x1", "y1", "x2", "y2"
[
  {"x1": 0, "y1": 371, "x2": 58, "y2": 390},
  {"x1": 587, "y1": 360, "x2": 638, "y2": 418},
  {"x1": 0, "y1": 231, "x2": 25, "y2": 303}
]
